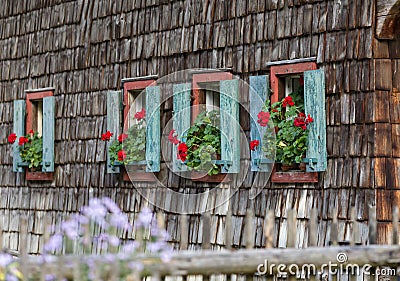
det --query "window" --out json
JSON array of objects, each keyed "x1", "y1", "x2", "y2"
[
  {"x1": 106, "y1": 77, "x2": 160, "y2": 182},
  {"x1": 171, "y1": 71, "x2": 240, "y2": 182},
  {"x1": 12, "y1": 88, "x2": 55, "y2": 181},
  {"x1": 250, "y1": 61, "x2": 326, "y2": 183}
]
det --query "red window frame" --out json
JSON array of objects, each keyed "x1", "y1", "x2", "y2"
[
  {"x1": 25, "y1": 89, "x2": 54, "y2": 181},
  {"x1": 122, "y1": 78, "x2": 157, "y2": 182},
  {"x1": 269, "y1": 62, "x2": 318, "y2": 183},
  {"x1": 190, "y1": 72, "x2": 233, "y2": 182},
  {"x1": 123, "y1": 79, "x2": 156, "y2": 131},
  {"x1": 192, "y1": 71, "x2": 233, "y2": 123}
]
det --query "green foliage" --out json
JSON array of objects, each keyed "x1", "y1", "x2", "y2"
[
  {"x1": 109, "y1": 120, "x2": 146, "y2": 165},
  {"x1": 262, "y1": 86, "x2": 310, "y2": 165},
  {"x1": 185, "y1": 110, "x2": 221, "y2": 175},
  {"x1": 19, "y1": 132, "x2": 43, "y2": 168}
]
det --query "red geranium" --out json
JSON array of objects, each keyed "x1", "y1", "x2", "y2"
[
  {"x1": 257, "y1": 111, "x2": 270, "y2": 127},
  {"x1": 18, "y1": 136, "x2": 29, "y2": 146},
  {"x1": 249, "y1": 140, "x2": 260, "y2": 151},
  {"x1": 134, "y1": 108, "x2": 146, "y2": 121},
  {"x1": 8, "y1": 133, "x2": 17, "y2": 144},
  {"x1": 118, "y1": 133, "x2": 128, "y2": 143},
  {"x1": 306, "y1": 114, "x2": 313, "y2": 124},
  {"x1": 282, "y1": 96, "x2": 295, "y2": 107},
  {"x1": 177, "y1": 142, "x2": 188, "y2": 162},
  {"x1": 101, "y1": 131, "x2": 113, "y2": 141},
  {"x1": 117, "y1": 150, "x2": 127, "y2": 161},
  {"x1": 168, "y1": 129, "x2": 180, "y2": 145}
]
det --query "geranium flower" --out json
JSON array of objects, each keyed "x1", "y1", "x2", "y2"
[
  {"x1": 282, "y1": 96, "x2": 295, "y2": 107},
  {"x1": 249, "y1": 140, "x2": 260, "y2": 151},
  {"x1": 101, "y1": 131, "x2": 113, "y2": 141},
  {"x1": 28, "y1": 129, "x2": 34, "y2": 136},
  {"x1": 168, "y1": 129, "x2": 179, "y2": 145},
  {"x1": 177, "y1": 142, "x2": 188, "y2": 162},
  {"x1": 118, "y1": 150, "x2": 127, "y2": 161},
  {"x1": 18, "y1": 136, "x2": 29, "y2": 146},
  {"x1": 306, "y1": 114, "x2": 313, "y2": 124},
  {"x1": 257, "y1": 111, "x2": 270, "y2": 127},
  {"x1": 118, "y1": 133, "x2": 128, "y2": 143},
  {"x1": 134, "y1": 108, "x2": 146, "y2": 121},
  {"x1": 8, "y1": 133, "x2": 17, "y2": 144},
  {"x1": 294, "y1": 117, "x2": 307, "y2": 130}
]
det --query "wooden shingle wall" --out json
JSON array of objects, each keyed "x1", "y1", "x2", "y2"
[{"x1": 0, "y1": 0, "x2": 396, "y2": 253}]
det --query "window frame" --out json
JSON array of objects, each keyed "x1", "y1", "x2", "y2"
[
  {"x1": 25, "y1": 88, "x2": 54, "y2": 181},
  {"x1": 120, "y1": 77, "x2": 158, "y2": 181},
  {"x1": 269, "y1": 62, "x2": 319, "y2": 183},
  {"x1": 192, "y1": 71, "x2": 233, "y2": 123}
]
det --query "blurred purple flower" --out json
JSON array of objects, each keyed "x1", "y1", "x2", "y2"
[
  {"x1": 101, "y1": 197, "x2": 121, "y2": 214},
  {"x1": 0, "y1": 253, "x2": 12, "y2": 267},
  {"x1": 82, "y1": 198, "x2": 108, "y2": 225},
  {"x1": 137, "y1": 208, "x2": 153, "y2": 227},
  {"x1": 110, "y1": 212, "x2": 130, "y2": 230},
  {"x1": 44, "y1": 233, "x2": 63, "y2": 252},
  {"x1": 45, "y1": 274, "x2": 57, "y2": 281},
  {"x1": 128, "y1": 261, "x2": 144, "y2": 272},
  {"x1": 122, "y1": 241, "x2": 139, "y2": 254},
  {"x1": 5, "y1": 274, "x2": 18, "y2": 281},
  {"x1": 108, "y1": 235, "x2": 120, "y2": 247},
  {"x1": 61, "y1": 220, "x2": 80, "y2": 239}
]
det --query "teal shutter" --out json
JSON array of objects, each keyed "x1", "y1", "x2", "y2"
[
  {"x1": 172, "y1": 83, "x2": 191, "y2": 172},
  {"x1": 249, "y1": 75, "x2": 273, "y2": 172},
  {"x1": 304, "y1": 69, "x2": 327, "y2": 172},
  {"x1": 42, "y1": 96, "x2": 55, "y2": 172},
  {"x1": 145, "y1": 86, "x2": 160, "y2": 172},
  {"x1": 13, "y1": 100, "x2": 25, "y2": 172},
  {"x1": 220, "y1": 79, "x2": 240, "y2": 173},
  {"x1": 106, "y1": 91, "x2": 122, "y2": 173}
]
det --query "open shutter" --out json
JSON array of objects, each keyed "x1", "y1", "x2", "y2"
[
  {"x1": 172, "y1": 83, "x2": 191, "y2": 172},
  {"x1": 304, "y1": 69, "x2": 327, "y2": 172},
  {"x1": 42, "y1": 96, "x2": 55, "y2": 172},
  {"x1": 249, "y1": 75, "x2": 273, "y2": 172},
  {"x1": 106, "y1": 91, "x2": 122, "y2": 173},
  {"x1": 13, "y1": 100, "x2": 25, "y2": 172},
  {"x1": 145, "y1": 86, "x2": 160, "y2": 172},
  {"x1": 220, "y1": 79, "x2": 240, "y2": 173}
]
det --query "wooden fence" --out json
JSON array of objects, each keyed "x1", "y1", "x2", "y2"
[{"x1": 1, "y1": 205, "x2": 399, "y2": 280}]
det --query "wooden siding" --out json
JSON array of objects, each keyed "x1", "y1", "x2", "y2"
[{"x1": 0, "y1": 0, "x2": 398, "y2": 254}]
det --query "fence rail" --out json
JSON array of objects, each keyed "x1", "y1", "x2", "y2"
[{"x1": 1, "y1": 205, "x2": 399, "y2": 280}]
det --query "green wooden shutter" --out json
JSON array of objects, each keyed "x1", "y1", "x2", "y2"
[
  {"x1": 42, "y1": 96, "x2": 55, "y2": 172},
  {"x1": 220, "y1": 79, "x2": 240, "y2": 173},
  {"x1": 145, "y1": 86, "x2": 160, "y2": 172},
  {"x1": 304, "y1": 69, "x2": 327, "y2": 172},
  {"x1": 106, "y1": 90, "x2": 122, "y2": 174},
  {"x1": 13, "y1": 100, "x2": 25, "y2": 172},
  {"x1": 249, "y1": 75, "x2": 273, "y2": 172},
  {"x1": 172, "y1": 83, "x2": 191, "y2": 172}
]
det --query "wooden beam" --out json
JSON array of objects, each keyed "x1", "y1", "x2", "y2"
[{"x1": 25, "y1": 246, "x2": 400, "y2": 277}]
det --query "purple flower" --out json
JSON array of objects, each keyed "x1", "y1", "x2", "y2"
[
  {"x1": 44, "y1": 233, "x2": 63, "y2": 252},
  {"x1": 122, "y1": 241, "x2": 139, "y2": 254},
  {"x1": 101, "y1": 197, "x2": 121, "y2": 214},
  {"x1": 128, "y1": 261, "x2": 144, "y2": 272},
  {"x1": 137, "y1": 208, "x2": 153, "y2": 227},
  {"x1": 82, "y1": 198, "x2": 108, "y2": 224},
  {"x1": 61, "y1": 220, "x2": 80, "y2": 239},
  {"x1": 5, "y1": 274, "x2": 19, "y2": 281},
  {"x1": 110, "y1": 213, "x2": 130, "y2": 230},
  {"x1": 108, "y1": 235, "x2": 120, "y2": 247},
  {"x1": 45, "y1": 274, "x2": 57, "y2": 281},
  {"x1": 0, "y1": 253, "x2": 12, "y2": 267}
]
